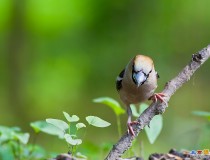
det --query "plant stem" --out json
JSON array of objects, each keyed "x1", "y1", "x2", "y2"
[
  {"x1": 81, "y1": 125, "x2": 88, "y2": 141},
  {"x1": 28, "y1": 132, "x2": 39, "y2": 159},
  {"x1": 17, "y1": 140, "x2": 21, "y2": 160},
  {"x1": 116, "y1": 116, "x2": 122, "y2": 137},
  {"x1": 73, "y1": 145, "x2": 79, "y2": 155},
  {"x1": 69, "y1": 123, "x2": 71, "y2": 134},
  {"x1": 11, "y1": 142, "x2": 17, "y2": 159},
  {"x1": 67, "y1": 143, "x2": 72, "y2": 154},
  {"x1": 72, "y1": 146, "x2": 75, "y2": 156}
]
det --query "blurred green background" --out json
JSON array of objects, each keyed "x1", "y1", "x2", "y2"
[{"x1": 1, "y1": 0, "x2": 210, "y2": 159}]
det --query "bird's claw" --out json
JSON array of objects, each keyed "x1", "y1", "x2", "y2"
[
  {"x1": 127, "y1": 121, "x2": 140, "y2": 136},
  {"x1": 149, "y1": 93, "x2": 168, "y2": 106}
]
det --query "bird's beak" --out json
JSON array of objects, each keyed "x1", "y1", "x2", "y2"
[{"x1": 133, "y1": 71, "x2": 146, "y2": 87}]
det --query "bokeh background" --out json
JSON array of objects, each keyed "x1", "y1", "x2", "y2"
[{"x1": 1, "y1": 0, "x2": 210, "y2": 159}]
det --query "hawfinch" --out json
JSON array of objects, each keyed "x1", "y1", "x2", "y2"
[{"x1": 116, "y1": 55, "x2": 165, "y2": 136}]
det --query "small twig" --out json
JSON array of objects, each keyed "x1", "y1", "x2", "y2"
[{"x1": 105, "y1": 45, "x2": 210, "y2": 160}]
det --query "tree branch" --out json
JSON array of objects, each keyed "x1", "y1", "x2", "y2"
[{"x1": 105, "y1": 45, "x2": 210, "y2": 160}]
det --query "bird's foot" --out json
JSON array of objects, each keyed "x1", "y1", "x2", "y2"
[
  {"x1": 149, "y1": 93, "x2": 167, "y2": 105},
  {"x1": 127, "y1": 121, "x2": 140, "y2": 136}
]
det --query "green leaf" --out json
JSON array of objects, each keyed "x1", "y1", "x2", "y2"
[
  {"x1": 139, "y1": 103, "x2": 149, "y2": 114},
  {"x1": 192, "y1": 111, "x2": 210, "y2": 120},
  {"x1": 197, "y1": 124, "x2": 210, "y2": 148},
  {"x1": 63, "y1": 112, "x2": 79, "y2": 122},
  {"x1": 30, "y1": 121, "x2": 46, "y2": 133},
  {"x1": 10, "y1": 127, "x2": 21, "y2": 132},
  {"x1": 130, "y1": 104, "x2": 140, "y2": 117},
  {"x1": 86, "y1": 116, "x2": 111, "y2": 127},
  {"x1": 64, "y1": 134, "x2": 82, "y2": 145},
  {"x1": 145, "y1": 115, "x2": 163, "y2": 144},
  {"x1": 76, "y1": 152, "x2": 87, "y2": 159},
  {"x1": 139, "y1": 103, "x2": 163, "y2": 144},
  {"x1": 46, "y1": 118, "x2": 69, "y2": 132},
  {"x1": 0, "y1": 126, "x2": 22, "y2": 143},
  {"x1": 0, "y1": 145, "x2": 15, "y2": 160},
  {"x1": 30, "y1": 121, "x2": 64, "y2": 138},
  {"x1": 93, "y1": 97, "x2": 125, "y2": 116},
  {"x1": 76, "y1": 123, "x2": 86, "y2": 130},
  {"x1": 13, "y1": 132, "x2": 30, "y2": 144},
  {"x1": 0, "y1": 126, "x2": 15, "y2": 142}
]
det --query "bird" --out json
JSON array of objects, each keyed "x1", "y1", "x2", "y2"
[{"x1": 116, "y1": 55, "x2": 165, "y2": 136}]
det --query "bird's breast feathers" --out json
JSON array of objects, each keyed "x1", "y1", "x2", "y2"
[{"x1": 119, "y1": 77, "x2": 157, "y2": 104}]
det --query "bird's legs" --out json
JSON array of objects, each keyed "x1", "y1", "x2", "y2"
[
  {"x1": 149, "y1": 93, "x2": 167, "y2": 105},
  {"x1": 127, "y1": 105, "x2": 139, "y2": 136}
]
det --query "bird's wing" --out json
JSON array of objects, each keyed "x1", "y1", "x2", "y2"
[
  {"x1": 116, "y1": 69, "x2": 125, "y2": 91},
  {"x1": 156, "y1": 71, "x2": 160, "y2": 79}
]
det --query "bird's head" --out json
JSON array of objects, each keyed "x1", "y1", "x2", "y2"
[{"x1": 131, "y1": 55, "x2": 154, "y2": 87}]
